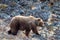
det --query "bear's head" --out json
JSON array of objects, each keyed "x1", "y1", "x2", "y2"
[{"x1": 35, "y1": 18, "x2": 44, "y2": 27}]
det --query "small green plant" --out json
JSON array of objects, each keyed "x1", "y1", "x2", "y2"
[{"x1": 0, "y1": 4, "x2": 8, "y2": 9}]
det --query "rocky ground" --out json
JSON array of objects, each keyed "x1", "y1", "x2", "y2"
[{"x1": 0, "y1": 0, "x2": 60, "y2": 40}]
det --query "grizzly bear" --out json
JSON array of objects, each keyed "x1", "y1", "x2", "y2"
[{"x1": 8, "y1": 15, "x2": 44, "y2": 37}]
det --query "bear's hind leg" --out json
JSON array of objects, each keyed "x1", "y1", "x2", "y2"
[
  {"x1": 11, "y1": 31, "x2": 18, "y2": 35},
  {"x1": 9, "y1": 26, "x2": 19, "y2": 35},
  {"x1": 11, "y1": 28, "x2": 19, "y2": 35},
  {"x1": 8, "y1": 30, "x2": 11, "y2": 34},
  {"x1": 8, "y1": 29, "x2": 18, "y2": 35}
]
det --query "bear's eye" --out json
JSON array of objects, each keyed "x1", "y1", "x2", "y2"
[{"x1": 39, "y1": 21, "x2": 44, "y2": 27}]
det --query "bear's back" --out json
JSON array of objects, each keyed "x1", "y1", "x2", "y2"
[{"x1": 11, "y1": 15, "x2": 36, "y2": 22}]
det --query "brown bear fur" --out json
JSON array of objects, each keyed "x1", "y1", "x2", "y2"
[{"x1": 8, "y1": 15, "x2": 44, "y2": 37}]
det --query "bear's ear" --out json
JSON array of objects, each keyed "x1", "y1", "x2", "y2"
[{"x1": 37, "y1": 18, "x2": 41, "y2": 21}]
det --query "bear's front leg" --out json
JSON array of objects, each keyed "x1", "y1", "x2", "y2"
[
  {"x1": 31, "y1": 23, "x2": 40, "y2": 35},
  {"x1": 29, "y1": 21, "x2": 40, "y2": 35},
  {"x1": 25, "y1": 27, "x2": 31, "y2": 37},
  {"x1": 32, "y1": 27, "x2": 39, "y2": 35}
]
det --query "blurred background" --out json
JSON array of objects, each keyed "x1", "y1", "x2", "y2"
[{"x1": 0, "y1": 0, "x2": 60, "y2": 40}]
